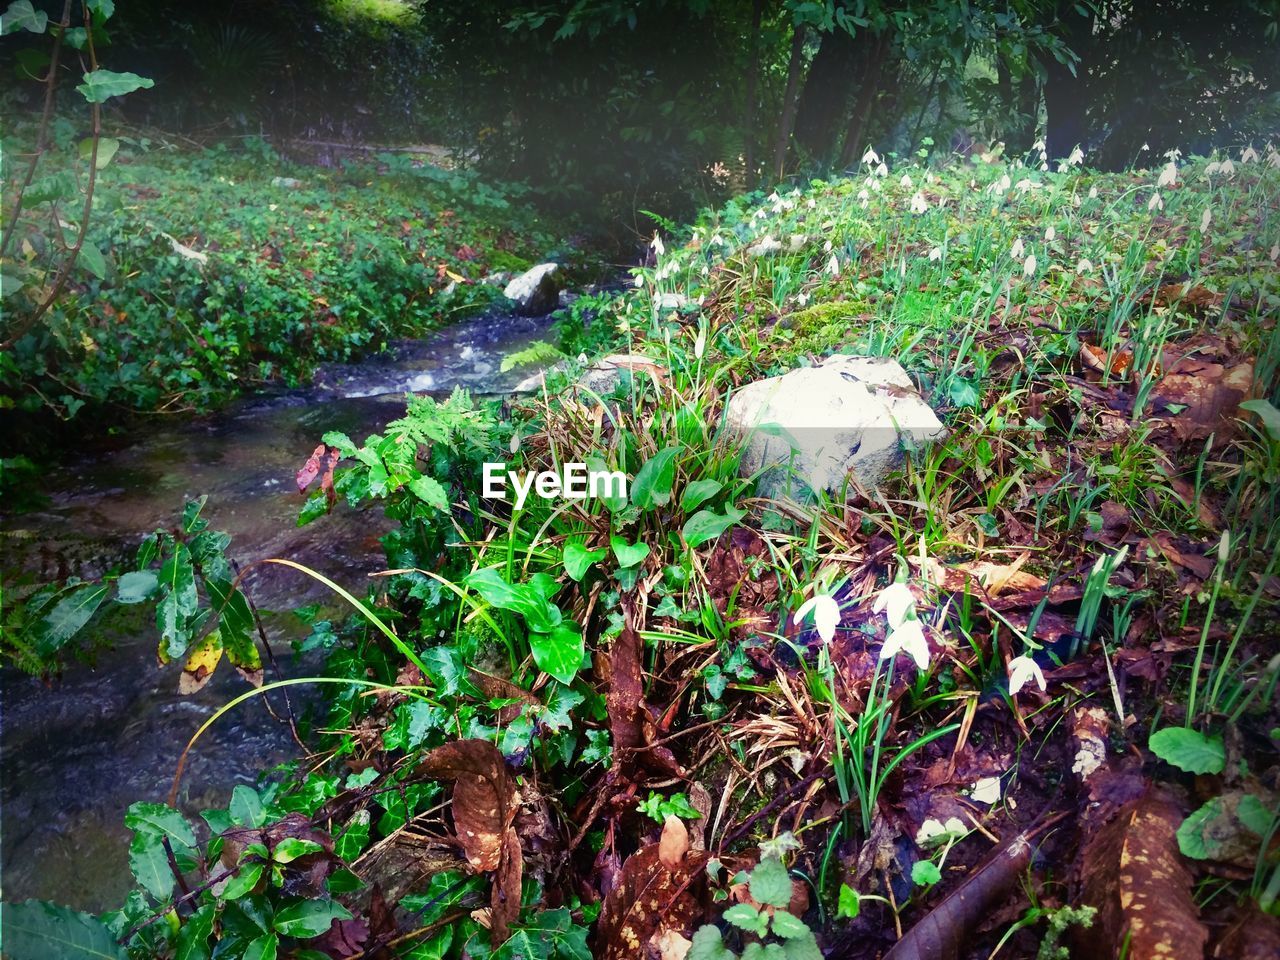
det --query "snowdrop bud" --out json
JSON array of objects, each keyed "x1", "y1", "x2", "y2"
[
  {"x1": 1088, "y1": 185, "x2": 1098, "y2": 199},
  {"x1": 1157, "y1": 162, "x2": 1177, "y2": 188},
  {"x1": 1077, "y1": 258, "x2": 1094, "y2": 272},
  {"x1": 694, "y1": 327, "x2": 706, "y2": 360},
  {"x1": 1010, "y1": 237, "x2": 1024, "y2": 259},
  {"x1": 1242, "y1": 145, "x2": 1259, "y2": 164},
  {"x1": 900, "y1": 173, "x2": 913, "y2": 188},
  {"x1": 875, "y1": 162, "x2": 888, "y2": 178},
  {"x1": 929, "y1": 247, "x2": 942, "y2": 262},
  {"x1": 827, "y1": 255, "x2": 840, "y2": 277},
  {"x1": 910, "y1": 192, "x2": 928, "y2": 214},
  {"x1": 633, "y1": 274, "x2": 644, "y2": 288},
  {"x1": 651, "y1": 234, "x2": 664, "y2": 256},
  {"x1": 823, "y1": 239, "x2": 833, "y2": 253},
  {"x1": 1044, "y1": 225, "x2": 1056, "y2": 241},
  {"x1": 1023, "y1": 253, "x2": 1037, "y2": 276},
  {"x1": 1221, "y1": 158, "x2": 1236, "y2": 176},
  {"x1": 1271, "y1": 244, "x2": 1279, "y2": 262},
  {"x1": 1200, "y1": 207, "x2": 1212, "y2": 233},
  {"x1": 1069, "y1": 145, "x2": 1084, "y2": 166},
  {"x1": 1147, "y1": 192, "x2": 1163, "y2": 212}
]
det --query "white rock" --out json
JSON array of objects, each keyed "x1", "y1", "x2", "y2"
[
  {"x1": 503, "y1": 263, "x2": 560, "y2": 315},
  {"x1": 725, "y1": 354, "x2": 945, "y2": 498}
]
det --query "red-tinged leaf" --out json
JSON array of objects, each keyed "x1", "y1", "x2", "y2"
[
  {"x1": 1079, "y1": 791, "x2": 1209, "y2": 960},
  {"x1": 296, "y1": 443, "x2": 340, "y2": 500}
]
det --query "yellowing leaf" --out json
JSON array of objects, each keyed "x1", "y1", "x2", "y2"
[{"x1": 180, "y1": 630, "x2": 224, "y2": 694}]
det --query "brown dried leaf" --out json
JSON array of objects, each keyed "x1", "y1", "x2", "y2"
[
  {"x1": 1213, "y1": 902, "x2": 1280, "y2": 959},
  {"x1": 418, "y1": 739, "x2": 522, "y2": 943},
  {"x1": 659, "y1": 816, "x2": 690, "y2": 870},
  {"x1": 596, "y1": 844, "x2": 709, "y2": 960},
  {"x1": 1080, "y1": 792, "x2": 1209, "y2": 960}
]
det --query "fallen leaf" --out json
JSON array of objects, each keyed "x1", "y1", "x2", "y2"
[
  {"x1": 418, "y1": 739, "x2": 522, "y2": 942},
  {"x1": 1213, "y1": 902, "x2": 1280, "y2": 959},
  {"x1": 1080, "y1": 791, "x2": 1209, "y2": 959},
  {"x1": 659, "y1": 815, "x2": 690, "y2": 870},
  {"x1": 596, "y1": 844, "x2": 709, "y2": 960}
]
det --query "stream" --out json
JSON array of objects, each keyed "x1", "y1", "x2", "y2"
[{"x1": 0, "y1": 307, "x2": 561, "y2": 913}]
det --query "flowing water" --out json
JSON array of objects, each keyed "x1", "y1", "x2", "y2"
[{"x1": 0, "y1": 308, "x2": 561, "y2": 912}]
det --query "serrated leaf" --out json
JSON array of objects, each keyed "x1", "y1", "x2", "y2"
[
  {"x1": 0, "y1": 900, "x2": 127, "y2": 960},
  {"x1": 769, "y1": 910, "x2": 810, "y2": 939},
  {"x1": 724, "y1": 902, "x2": 768, "y2": 936},
  {"x1": 911, "y1": 859, "x2": 942, "y2": 885},
  {"x1": 689, "y1": 925, "x2": 735, "y2": 960},
  {"x1": 408, "y1": 474, "x2": 450, "y2": 510},
  {"x1": 125, "y1": 802, "x2": 196, "y2": 848},
  {"x1": 76, "y1": 69, "x2": 154, "y2": 103},
  {"x1": 1149, "y1": 727, "x2": 1225, "y2": 774},
  {"x1": 748, "y1": 855, "x2": 793, "y2": 907}
]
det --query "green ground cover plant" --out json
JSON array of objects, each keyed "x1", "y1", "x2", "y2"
[{"x1": 4, "y1": 141, "x2": 1279, "y2": 959}]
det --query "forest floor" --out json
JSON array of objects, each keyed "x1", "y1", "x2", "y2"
[{"x1": 4, "y1": 144, "x2": 1280, "y2": 960}]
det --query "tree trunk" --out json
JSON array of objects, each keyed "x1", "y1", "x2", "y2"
[
  {"x1": 792, "y1": 27, "x2": 861, "y2": 165},
  {"x1": 771, "y1": 22, "x2": 809, "y2": 180},
  {"x1": 837, "y1": 33, "x2": 889, "y2": 168},
  {"x1": 743, "y1": 0, "x2": 764, "y2": 190},
  {"x1": 996, "y1": 57, "x2": 1039, "y2": 155},
  {"x1": 1043, "y1": 1, "x2": 1095, "y2": 161}
]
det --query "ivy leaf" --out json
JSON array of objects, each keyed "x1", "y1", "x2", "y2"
[
  {"x1": 683, "y1": 505, "x2": 746, "y2": 548},
  {"x1": 0, "y1": 900, "x2": 127, "y2": 960},
  {"x1": 1148, "y1": 727, "x2": 1225, "y2": 774},
  {"x1": 748, "y1": 855, "x2": 793, "y2": 908},
  {"x1": 530, "y1": 621, "x2": 584, "y2": 685},
  {"x1": 563, "y1": 539, "x2": 607, "y2": 581},
  {"x1": 273, "y1": 838, "x2": 324, "y2": 864},
  {"x1": 272, "y1": 899, "x2": 352, "y2": 939},
  {"x1": 75, "y1": 69, "x2": 154, "y2": 103},
  {"x1": 610, "y1": 535, "x2": 650, "y2": 569},
  {"x1": 1, "y1": 1, "x2": 48, "y2": 35}
]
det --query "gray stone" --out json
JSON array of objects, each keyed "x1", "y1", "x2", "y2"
[
  {"x1": 503, "y1": 263, "x2": 560, "y2": 315},
  {"x1": 725, "y1": 354, "x2": 945, "y2": 498},
  {"x1": 576, "y1": 354, "x2": 665, "y2": 395}
]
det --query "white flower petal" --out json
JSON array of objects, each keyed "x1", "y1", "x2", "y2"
[
  {"x1": 872, "y1": 582, "x2": 915, "y2": 629},
  {"x1": 971, "y1": 776, "x2": 1001, "y2": 805},
  {"x1": 1007, "y1": 655, "x2": 1046, "y2": 696}
]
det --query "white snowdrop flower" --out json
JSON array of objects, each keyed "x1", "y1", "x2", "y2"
[
  {"x1": 1271, "y1": 244, "x2": 1279, "y2": 262},
  {"x1": 1077, "y1": 258, "x2": 1094, "y2": 272},
  {"x1": 1010, "y1": 237, "x2": 1025, "y2": 259},
  {"x1": 1007, "y1": 655, "x2": 1046, "y2": 696},
  {"x1": 1032, "y1": 139, "x2": 1046, "y2": 152},
  {"x1": 1044, "y1": 225, "x2": 1056, "y2": 242},
  {"x1": 1068, "y1": 145, "x2": 1084, "y2": 166},
  {"x1": 1221, "y1": 157, "x2": 1236, "y2": 176},
  {"x1": 788, "y1": 233, "x2": 808, "y2": 251},
  {"x1": 823, "y1": 239, "x2": 833, "y2": 253},
  {"x1": 651, "y1": 234, "x2": 665, "y2": 257},
  {"x1": 1267, "y1": 148, "x2": 1280, "y2": 169},
  {"x1": 1141, "y1": 142, "x2": 1150, "y2": 152},
  {"x1": 826, "y1": 255, "x2": 840, "y2": 277},
  {"x1": 928, "y1": 247, "x2": 942, "y2": 262},
  {"x1": 900, "y1": 173, "x2": 913, "y2": 189},
  {"x1": 806, "y1": 198, "x2": 816, "y2": 209},
  {"x1": 1147, "y1": 191, "x2": 1163, "y2": 212},
  {"x1": 873, "y1": 581, "x2": 916, "y2": 631},
  {"x1": 1039, "y1": 162, "x2": 1049, "y2": 172},
  {"x1": 633, "y1": 274, "x2": 645, "y2": 288},
  {"x1": 1164, "y1": 147, "x2": 1182, "y2": 161},
  {"x1": 1023, "y1": 253, "x2": 1037, "y2": 276},
  {"x1": 1157, "y1": 162, "x2": 1177, "y2": 188},
  {"x1": 1015, "y1": 178, "x2": 1035, "y2": 194},
  {"x1": 700, "y1": 264, "x2": 709, "y2": 276},
  {"x1": 910, "y1": 191, "x2": 929, "y2": 214},
  {"x1": 1242, "y1": 145, "x2": 1259, "y2": 164},
  {"x1": 794, "y1": 593, "x2": 841, "y2": 643},
  {"x1": 1200, "y1": 207, "x2": 1212, "y2": 233},
  {"x1": 1088, "y1": 185, "x2": 1099, "y2": 199},
  {"x1": 796, "y1": 292, "x2": 809, "y2": 306},
  {"x1": 916, "y1": 817, "x2": 968, "y2": 847},
  {"x1": 1205, "y1": 160, "x2": 1222, "y2": 177},
  {"x1": 1072, "y1": 194, "x2": 1082, "y2": 208},
  {"x1": 881, "y1": 618, "x2": 930, "y2": 670},
  {"x1": 694, "y1": 327, "x2": 706, "y2": 360},
  {"x1": 875, "y1": 162, "x2": 888, "y2": 178},
  {"x1": 862, "y1": 146, "x2": 881, "y2": 165},
  {"x1": 857, "y1": 188, "x2": 870, "y2": 202},
  {"x1": 768, "y1": 191, "x2": 780, "y2": 202},
  {"x1": 970, "y1": 777, "x2": 1002, "y2": 805}
]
